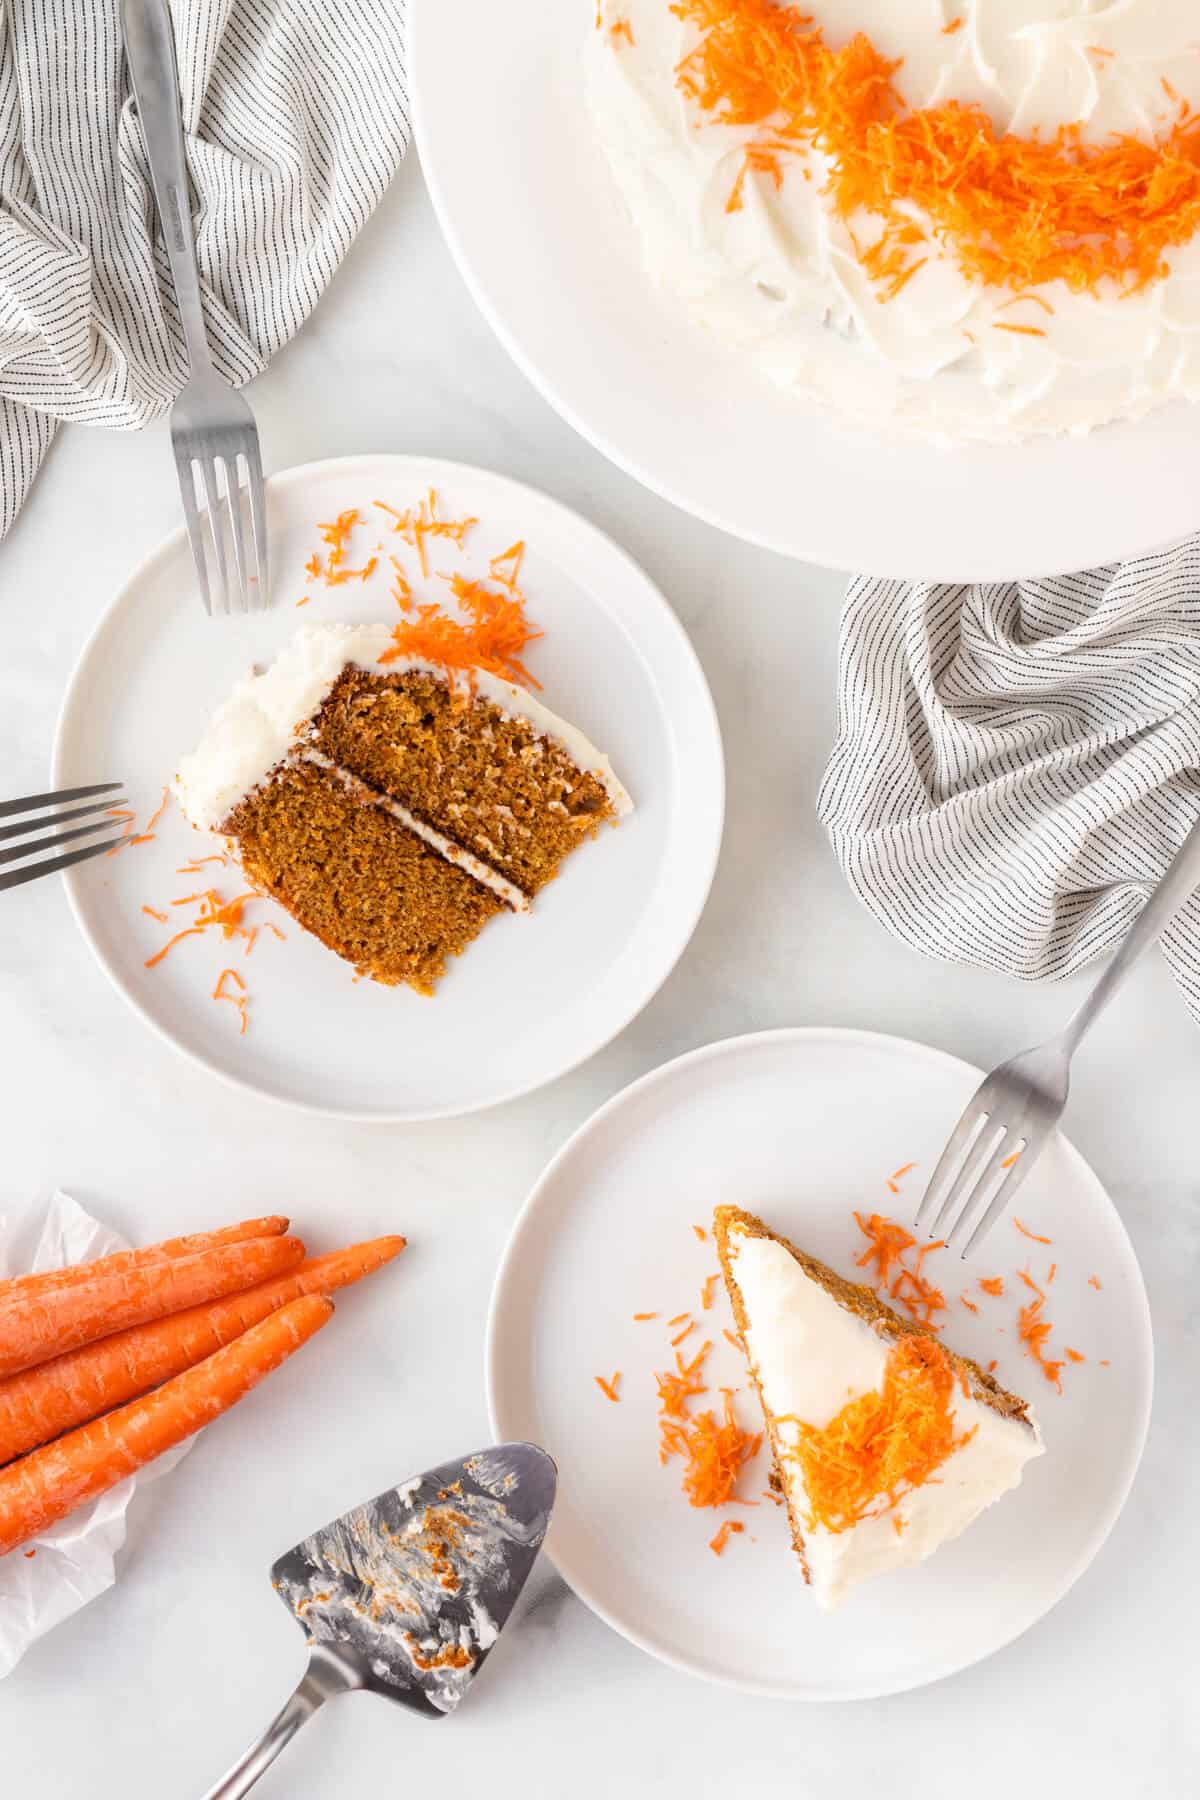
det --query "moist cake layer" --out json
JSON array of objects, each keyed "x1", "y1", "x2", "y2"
[
  {"x1": 309, "y1": 666, "x2": 615, "y2": 895},
  {"x1": 225, "y1": 758, "x2": 504, "y2": 994},
  {"x1": 714, "y1": 1205, "x2": 1043, "y2": 1610}
]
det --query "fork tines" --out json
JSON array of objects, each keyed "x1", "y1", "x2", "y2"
[
  {"x1": 176, "y1": 444, "x2": 269, "y2": 617},
  {"x1": 0, "y1": 783, "x2": 132, "y2": 891}
]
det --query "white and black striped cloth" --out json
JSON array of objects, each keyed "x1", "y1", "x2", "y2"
[
  {"x1": 0, "y1": 0, "x2": 409, "y2": 538},
  {"x1": 818, "y1": 540, "x2": 1200, "y2": 1021}
]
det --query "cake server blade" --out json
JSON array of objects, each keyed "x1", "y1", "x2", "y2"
[{"x1": 200, "y1": 1443, "x2": 557, "y2": 1799}]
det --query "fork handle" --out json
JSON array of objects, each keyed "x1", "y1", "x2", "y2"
[
  {"x1": 121, "y1": 0, "x2": 212, "y2": 375},
  {"x1": 1061, "y1": 810, "x2": 1200, "y2": 1055}
]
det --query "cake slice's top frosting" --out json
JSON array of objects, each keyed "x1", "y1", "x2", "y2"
[
  {"x1": 175, "y1": 624, "x2": 633, "y2": 832},
  {"x1": 726, "y1": 1222, "x2": 1043, "y2": 1609}
]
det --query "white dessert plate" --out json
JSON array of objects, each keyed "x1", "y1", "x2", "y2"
[
  {"x1": 487, "y1": 1028, "x2": 1153, "y2": 1699},
  {"x1": 410, "y1": 0, "x2": 1200, "y2": 580},
  {"x1": 52, "y1": 455, "x2": 723, "y2": 1120}
]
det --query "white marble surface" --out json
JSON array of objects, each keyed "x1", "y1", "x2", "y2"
[{"x1": 0, "y1": 153, "x2": 1196, "y2": 1798}]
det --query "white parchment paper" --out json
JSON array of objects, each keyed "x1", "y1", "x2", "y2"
[{"x1": 0, "y1": 1191, "x2": 192, "y2": 1678}]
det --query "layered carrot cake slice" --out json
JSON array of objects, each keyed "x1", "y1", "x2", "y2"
[
  {"x1": 175, "y1": 625, "x2": 632, "y2": 993},
  {"x1": 713, "y1": 1206, "x2": 1042, "y2": 1609}
]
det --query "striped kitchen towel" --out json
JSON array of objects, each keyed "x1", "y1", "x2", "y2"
[
  {"x1": 0, "y1": 0, "x2": 409, "y2": 539},
  {"x1": 817, "y1": 539, "x2": 1200, "y2": 1020}
]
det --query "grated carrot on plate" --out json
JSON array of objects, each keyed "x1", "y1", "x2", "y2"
[
  {"x1": 1016, "y1": 1270, "x2": 1064, "y2": 1390},
  {"x1": 1014, "y1": 1219, "x2": 1052, "y2": 1245},
  {"x1": 709, "y1": 1519, "x2": 745, "y2": 1555},
  {"x1": 595, "y1": 1372, "x2": 622, "y2": 1403},
  {"x1": 979, "y1": 1276, "x2": 1005, "y2": 1297}
]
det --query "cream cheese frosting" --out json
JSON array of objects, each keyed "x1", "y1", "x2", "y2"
[
  {"x1": 727, "y1": 1225, "x2": 1043, "y2": 1609},
  {"x1": 588, "y1": 1, "x2": 1200, "y2": 443},
  {"x1": 174, "y1": 624, "x2": 633, "y2": 834}
]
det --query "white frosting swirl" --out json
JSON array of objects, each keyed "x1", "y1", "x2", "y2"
[{"x1": 588, "y1": 1, "x2": 1200, "y2": 443}]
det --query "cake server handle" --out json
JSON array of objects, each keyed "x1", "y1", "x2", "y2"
[{"x1": 200, "y1": 1644, "x2": 365, "y2": 1799}]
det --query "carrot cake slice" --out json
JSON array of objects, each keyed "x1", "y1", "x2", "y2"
[
  {"x1": 175, "y1": 625, "x2": 632, "y2": 993},
  {"x1": 713, "y1": 1205, "x2": 1043, "y2": 1609}
]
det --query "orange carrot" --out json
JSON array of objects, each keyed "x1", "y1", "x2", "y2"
[
  {"x1": 0, "y1": 1297, "x2": 331, "y2": 1555},
  {"x1": 0, "y1": 1217, "x2": 289, "y2": 1304},
  {"x1": 0, "y1": 1234, "x2": 305, "y2": 1380},
  {"x1": 0, "y1": 1238, "x2": 404, "y2": 1465}
]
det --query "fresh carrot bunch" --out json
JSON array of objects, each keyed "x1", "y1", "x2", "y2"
[{"x1": 0, "y1": 1216, "x2": 405, "y2": 1556}]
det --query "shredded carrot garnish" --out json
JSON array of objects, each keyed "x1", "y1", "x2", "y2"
[
  {"x1": 672, "y1": 1321, "x2": 697, "y2": 1347},
  {"x1": 854, "y1": 1211, "x2": 946, "y2": 1328},
  {"x1": 128, "y1": 834, "x2": 155, "y2": 847},
  {"x1": 941, "y1": 15, "x2": 963, "y2": 32},
  {"x1": 141, "y1": 905, "x2": 168, "y2": 923},
  {"x1": 959, "y1": 1293, "x2": 979, "y2": 1315},
  {"x1": 890, "y1": 1163, "x2": 915, "y2": 1182},
  {"x1": 1016, "y1": 1270, "x2": 1064, "y2": 1390},
  {"x1": 979, "y1": 1277, "x2": 1005, "y2": 1297},
  {"x1": 380, "y1": 569, "x2": 542, "y2": 690},
  {"x1": 296, "y1": 596, "x2": 311, "y2": 607},
  {"x1": 668, "y1": 1312, "x2": 691, "y2": 1327},
  {"x1": 1100, "y1": 1359, "x2": 1111, "y2": 1367},
  {"x1": 1047, "y1": 1262, "x2": 1057, "y2": 1284},
  {"x1": 853, "y1": 1211, "x2": 915, "y2": 1288},
  {"x1": 142, "y1": 788, "x2": 170, "y2": 833},
  {"x1": 144, "y1": 928, "x2": 204, "y2": 969},
  {"x1": 660, "y1": 1386, "x2": 761, "y2": 1508},
  {"x1": 610, "y1": 18, "x2": 634, "y2": 47},
  {"x1": 212, "y1": 966, "x2": 249, "y2": 1035},
  {"x1": 489, "y1": 542, "x2": 525, "y2": 592},
  {"x1": 723, "y1": 1329, "x2": 744, "y2": 1352},
  {"x1": 993, "y1": 323, "x2": 1046, "y2": 338},
  {"x1": 1014, "y1": 1219, "x2": 1052, "y2": 1245},
  {"x1": 595, "y1": 1372, "x2": 622, "y2": 1403},
  {"x1": 700, "y1": 1274, "x2": 720, "y2": 1311},
  {"x1": 986, "y1": 1359, "x2": 998, "y2": 1374},
  {"x1": 632, "y1": 1311, "x2": 658, "y2": 1321},
  {"x1": 1088, "y1": 1275, "x2": 1103, "y2": 1291},
  {"x1": 145, "y1": 888, "x2": 263, "y2": 969},
  {"x1": 177, "y1": 856, "x2": 227, "y2": 872},
  {"x1": 373, "y1": 490, "x2": 477, "y2": 580},
  {"x1": 781, "y1": 1335, "x2": 974, "y2": 1535},
  {"x1": 692, "y1": 1224, "x2": 708, "y2": 1241},
  {"x1": 673, "y1": 0, "x2": 1200, "y2": 302},
  {"x1": 708, "y1": 1519, "x2": 745, "y2": 1555},
  {"x1": 1065, "y1": 1347, "x2": 1086, "y2": 1364}
]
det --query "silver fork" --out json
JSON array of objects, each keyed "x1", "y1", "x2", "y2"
[
  {"x1": 0, "y1": 785, "x2": 132, "y2": 891},
  {"x1": 916, "y1": 810, "x2": 1200, "y2": 1257},
  {"x1": 121, "y1": 0, "x2": 269, "y2": 614}
]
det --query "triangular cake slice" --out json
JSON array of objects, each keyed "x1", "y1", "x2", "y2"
[{"x1": 714, "y1": 1205, "x2": 1043, "y2": 1609}]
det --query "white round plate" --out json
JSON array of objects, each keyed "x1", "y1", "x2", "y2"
[
  {"x1": 411, "y1": 1, "x2": 1200, "y2": 581},
  {"x1": 52, "y1": 455, "x2": 722, "y2": 1120},
  {"x1": 487, "y1": 1028, "x2": 1153, "y2": 1699}
]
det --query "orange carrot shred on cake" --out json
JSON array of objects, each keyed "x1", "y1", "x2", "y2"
[
  {"x1": 595, "y1": 1373, "x2": 622, "y2": 1403},
  {"x1": 1014, "y1": 1219, "x2": 1052, "y2": 1245},
  {"x1": 708, "y1": 1519, "x2": 745, "y2": 1555},
  {"x1": 610, "y1": 18, "x2": 634, "y2": 47},
  {"x1": 1088, "y1": 1274, "x2": 1103, "y2": 1291},
  {"x1": 672, "y1": 0, "x2": 1200, "y2": 300},
  {"x1": 942, "y1": 15, "x2": 963, "y2": 31},
  {"x1": 979, "y1": 1276, "x2": 1005, "y2": 1297},
  {"x1": 141, "y1": 905, "x2": 168, "y2": 923},
  {"x1": 853, "y1": 1211, "x2": 915, "y2": 1287},
  {"x1": 379, "y1": 581, "x2": 542, "y2": 691},
  {"x1": 780, "y1": 1335, "x2": 975, "y2": 1535},
  {"x1": 993, "y1": 324, "x2": 1047, "y2": 338}
]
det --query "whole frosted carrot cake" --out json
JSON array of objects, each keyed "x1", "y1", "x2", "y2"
[
  {"x1": 175, "y1": 625, "x2": 631, "y2": 994},
  {"x1": 590, "y1": 1, "x2": 1200, "y2": 442}
]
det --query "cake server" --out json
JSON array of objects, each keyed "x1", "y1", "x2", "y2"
[{"x1": 200, "y1": 1443, "x2": 557, "y2": 1798}]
